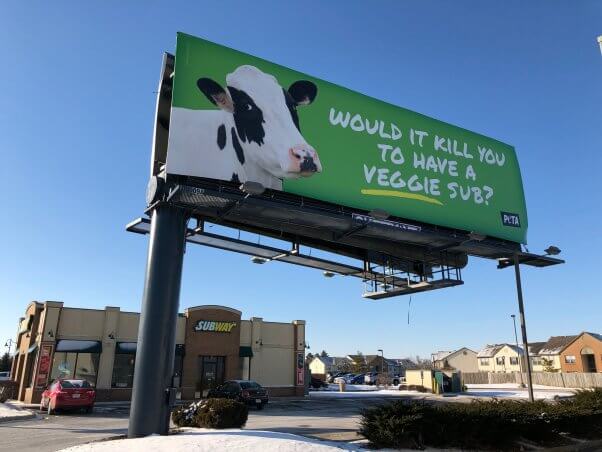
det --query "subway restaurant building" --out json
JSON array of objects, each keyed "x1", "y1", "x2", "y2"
[{"x1": 10, "y1": 301, "x2": 306, "y2": 403}]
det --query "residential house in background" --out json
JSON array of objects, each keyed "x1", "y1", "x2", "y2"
[
  {"x1": 477, "y1": 344, "x2": 523, "y2": 373},
  {"x1": 432, "y1": 347, "x2": 478, "y2": 373},
  {"x1": 530, "y1": 337, "x2": 571, "y2": 372},
  {"x1": 560, "y1": 333, "x2": 602, "y2": 373},
  {"x1": 393, "y1": 358, "x2": 418, "y2": 376},
  {"x1": 308, "y1": 356, "x2": 349, "y2": 377}
]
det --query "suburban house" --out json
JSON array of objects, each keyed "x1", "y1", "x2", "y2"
[
  {"x1": 477, "y1": 344, "x2": 524, "y2": 373},
  {"x1": 530, "y1": 337, "x2": 572, "y2": 372},
  {"x1": 528, "y1": 333, "x2": 602, "y2": 373},
  {"x1": 432, "y1": 347, "x2": 478, "y2": 373},
  {"x1": 309, "y1": 356, "x2": 349, "y2": 377},
  {"x1": 394, "y1": 358, "x2": 418, "y2": 375},
  {"x1": 344, "y1": 355, "x2": 416, "y2": 376},
  {"x1": 560, "y1": 332, "x2": 602, "y2": 373}
]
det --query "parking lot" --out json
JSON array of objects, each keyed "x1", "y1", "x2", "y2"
[
  {"x1": 0, "y1": 396, "x2": 395, "y2": 452},
  {"x1": 0, "y1": 385, "x2": 577, "y2": 452}
]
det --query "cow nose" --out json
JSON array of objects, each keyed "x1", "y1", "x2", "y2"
[
  {"x1": 289, "y1": 145, "x2": 322, "y2": 174},
  {"x1": 300, "y1": 156, "x2": 318, "y2": 173}
]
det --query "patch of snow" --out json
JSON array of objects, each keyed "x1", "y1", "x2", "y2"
[
  {"x1": 462, "y1": 389, "x2": 574, "y2": 400},
  {"x1": 0, "y1": 401, "x2": 35, "y2": 422},
  {"x1": 57, "y1": 428, "x2": 365, "y2": 451},
  {"x1": 466, "y1": 383, "x2": 576, "y2": 391},
  {"x1": 318, "y1": 384, "x2": 403, "y2": 392},
  {"x1": 311, "y1": 389, "x2": 421, "y2": 398}
]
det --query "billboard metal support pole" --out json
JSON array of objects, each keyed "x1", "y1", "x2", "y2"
[
  {"x1": 513, "y1": 254, "x2": 534, "y2": 402},
  {"x1": 511, "y1": 314, "x2": 525, "y2": 387},
  {"x1": 128, "y1": 203, "x2": 187, "y2": 438}
]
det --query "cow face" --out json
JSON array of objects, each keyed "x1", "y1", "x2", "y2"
[{"x1": 197, "y1": 65, "x2": 322, "y2": 180}]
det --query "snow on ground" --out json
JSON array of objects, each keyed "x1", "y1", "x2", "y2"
[
  {"x1": 58, "y1": 428, "x2": 365, "y2": 451},
  {"x1": 463, "y1": 389, "x2": 575, "y2": 400},
  {"x1": 311, "y1": 389, "x2": 420, "y2": 398},
  {"x1": 466, "y1": 383, "x2": 575, "y2": 391},
  {"x1": 318, "y1": 384, "x2": 401, "y2": 392},
  {"x1": 310, "y1": 383, "x2": 575, "y2": 400},
  {"x1": 0, "y1": 401, "x2": 35, "y2": 422}
]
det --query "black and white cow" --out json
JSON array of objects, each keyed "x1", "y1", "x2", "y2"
[{"x1": 167, "y1": 65, "x2": 322, "y2": 190}]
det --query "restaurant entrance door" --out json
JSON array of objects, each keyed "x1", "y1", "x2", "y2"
[{"x1": 196, "y1": 355, "x2": 225, "y2": 398}]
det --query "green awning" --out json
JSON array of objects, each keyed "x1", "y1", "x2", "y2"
[{"x1": 239, "y1": 346, "x2": 253, "y2": 358}]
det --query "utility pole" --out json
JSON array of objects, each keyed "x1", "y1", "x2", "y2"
[{"x1": 513, "y1": 254, "x2": 534, "y2": 402}]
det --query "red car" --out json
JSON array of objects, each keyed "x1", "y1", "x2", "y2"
[{"x1": 40, "y1": 379, "x2": 95, "y2": 414}]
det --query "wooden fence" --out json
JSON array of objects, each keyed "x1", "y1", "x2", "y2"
[{"x1": 462, "y1": 371, "x2": 602, "y2": 388}]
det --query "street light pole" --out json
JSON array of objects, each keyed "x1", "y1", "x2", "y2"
[
  {"x1": 511, "y1": 314, "x2": 525, "y2": 387},
  {"x1": 513, "y1": 254, "x2": 535, "y2": 402},
  {"x1": 4, "y1": 339, "x2": 15, "y2": 356},
  {"x1": 377, "y1": 349, "x2": 384, "y2": 385}
]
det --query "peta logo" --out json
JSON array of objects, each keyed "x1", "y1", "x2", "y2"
[
  {"x1": 193, "y1": 320, "x2": 237, "y2": 333},
  {"x1": 501, "y1": 212, "x2": 521, "y2": 228}
]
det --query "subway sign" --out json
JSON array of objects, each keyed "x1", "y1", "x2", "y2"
[{"x1": 193, "y1": 320, "x2": 237, "y2": 333}]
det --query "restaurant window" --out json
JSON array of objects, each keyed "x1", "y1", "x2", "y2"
[
  {"x1": 26, "y1": 348, "x2": 38, "y2": 388},
  {"x1": 532, "y1": 357, "x2": 542, "y2": 366},
  {"x1": 479, "y1": 358, "x2": 489, "y2": 366},
  {"x1": 565, "y1": 355, "x2": 576, "y2": 364},
  {"x1": 112, "y1": 354, "x2": 136, "y2": 388},
  {"x1": 496, "y1": 356, "x2": 505, "y2": 365},
  {"x1": 50, "y1": 352, "x2": 100, "y2": 386},
  {"x1": 49, "y1": 340, "x2": 102, "y2": 387},
  {"x1": 509, "y1": 357, "x2": 519, "y2": 365}
]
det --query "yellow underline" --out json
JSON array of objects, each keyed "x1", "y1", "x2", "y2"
[{"x1": 361, "y1": 188, "x2": 444, "y2": 206}]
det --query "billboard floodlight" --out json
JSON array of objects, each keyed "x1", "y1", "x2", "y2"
[
  {"x1": 544, "y1": 245, "x2": 561, "y2": 256},
  {"x1": 323, "y1": 271, "x2": 335, "y2": 278},
  {"x1": 369, "y1": 209, "x2": 390, "y2": 220},
  {"x1": 468, "y1": 232, "x2": 487, "y2": 242},
  {"x1": 251, "y1": 256, "x2": 268, "y2": 264},
  {"x1": 240, "y1": 181, "x2": 265, "y2": 196}
]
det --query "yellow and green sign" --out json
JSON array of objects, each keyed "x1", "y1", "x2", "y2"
[
  {"x1": 167, "y1": 32, "x2": 528, "y2": 244},
  {"x1": 193, "y1": 320, "x2": 236, "y2": 333}
]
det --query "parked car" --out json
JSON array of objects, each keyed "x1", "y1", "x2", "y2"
[
  {"x1": 349, "y1": 374, "x2": 366, "y2": 384},
  {"x1": 207, "y1": 380, "x2": 268, "y2": 409},
  {"x1": 392, "y1": 375, "x2": 405, "y2": 385},
  {"x1": 40, "y1": 379, "x2": 95, "y2": 414},
  {"x1": 310, "y1": 376, "x2": 328, "y2": 389},
  {"x1": 364, "y1": 372, "x2": 379, "y2": 385},
  {"x1": 333, "y1": 373, "x2": 351, "y2": 384},
  {"x1": 326, "y1": 372, "x2": 345, "y2": 383},
  {"x1": 0, "y1": 371, "x2": 10, "y2": 381}
]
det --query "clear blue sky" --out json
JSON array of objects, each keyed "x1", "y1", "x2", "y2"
[{"x1": 1, "y1": 1, "x2": 601, "y2": 359}]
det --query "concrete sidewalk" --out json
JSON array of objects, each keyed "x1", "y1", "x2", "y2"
[{"x1": 0, "y1": 401, "x2": 36, "y2": 423}]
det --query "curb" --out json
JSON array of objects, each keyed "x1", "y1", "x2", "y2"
[{"x1": 0, "y1": 412, "x2": 37, "y2": 423}]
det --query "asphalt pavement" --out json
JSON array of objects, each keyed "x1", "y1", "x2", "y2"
[{"x1": 0, "y1": 397, "x2": 393, "y2": 452}]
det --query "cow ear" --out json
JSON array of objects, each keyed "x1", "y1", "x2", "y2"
[
  {"x1": 288, "y1": 80, "x2": 317, "y2": 106},
  {"x1": 197, "y1": 78, "x2": 234, "y2": 112}
]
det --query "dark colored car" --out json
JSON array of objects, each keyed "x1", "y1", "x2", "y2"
[
  {"x1": 40, "y1": 379, "x2": 95, "y2": 414},
  {"x1": 207, "y1": 380, "x2": 268, "y2": 409},
  {"x1": 350, "y1": 374, "x2": 366, "y2": 384},
  {"x1": 310, "y1": 376, "x2": 328, "y2": 389}
]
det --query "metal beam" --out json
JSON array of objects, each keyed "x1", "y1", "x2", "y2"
[
  {"x1": 128, "y1": 204, "x2": 188, "y2": 437},
  {"x1": 513, "y1": 254, "x2": 534, "y2": 402}
]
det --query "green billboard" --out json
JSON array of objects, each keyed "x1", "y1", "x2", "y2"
[{"x1": 167, "y1": 32, "x2": 528, "y2": 244}]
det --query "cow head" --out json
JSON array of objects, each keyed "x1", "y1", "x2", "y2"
[{"x1": 197, "y1": 65, "x2": 322, "y2": 180}]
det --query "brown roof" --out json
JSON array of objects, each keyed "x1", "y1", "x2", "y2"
[
  {"x1": 539, "y1": 335, "x2": 578, "y2": 355},
  {"x1": 528, "y1": 342, "x2": 546, "y2": 355}
]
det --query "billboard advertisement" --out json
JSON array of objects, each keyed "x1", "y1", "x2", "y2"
[{"x1": 167, "y1": 33, "x2": 528, "y2": 244}]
